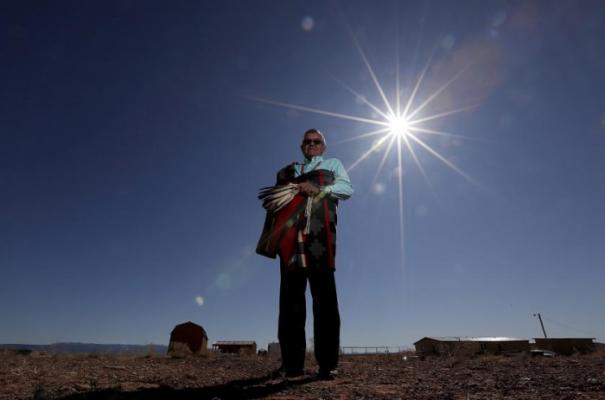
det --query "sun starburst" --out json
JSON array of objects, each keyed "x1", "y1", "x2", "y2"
[{"x1": 387, "y1": 113, "x2": 410, "y2": 138}]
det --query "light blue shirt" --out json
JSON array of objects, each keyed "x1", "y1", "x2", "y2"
[{"x1": 294, "y1": 156, "x2": 353, "y2": 200}]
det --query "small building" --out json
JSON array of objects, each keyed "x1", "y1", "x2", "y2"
[
  {"x1": 415, "y1": 337, "x2": 479, "y2": 356},
  {"x1": 168, "y1": 321, "x2": 208, "y2": 357},
  {"x1": 414, "y1": 337, "x2": 530, "y2": 356},
  {"x1": 213, "y1": 341, "x2": 257, "y2": 355},
  {"x1": 534, "y1": 338, "x2": 595, "y2": 355},
  {"x1": 267, "y1": 342, "x2": 281, "y2": 359}
]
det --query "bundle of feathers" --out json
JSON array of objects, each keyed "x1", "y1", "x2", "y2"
[{"x1": 258, "y1": 183, "x2": 299, "y2": 212}]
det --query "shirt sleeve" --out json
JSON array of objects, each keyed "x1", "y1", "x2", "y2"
[{"x1": 322, "y1": 159, "x2": 353, "y2": 200}]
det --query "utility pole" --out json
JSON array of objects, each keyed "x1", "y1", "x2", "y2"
[{"x1": 533, "y1": 313, "x2": 548, "y2": 338}]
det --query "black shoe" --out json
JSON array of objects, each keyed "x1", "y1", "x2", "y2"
[
  {"x1": 285, "y1": 369, "x2": 304, "y2": 378},
  {"x1": 271, "y1": 367, "x2": 304, "y2": 379},
  {"x1": 270, "y1": 367, "x2": 285, "y2": 379},
  {"x1": 317, "y1": 368, "x2": 337, "y2": 380}
]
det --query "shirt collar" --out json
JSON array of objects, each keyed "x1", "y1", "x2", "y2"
[{"x1": 303, "y1": 155, "x2": 324, "y2": 164}]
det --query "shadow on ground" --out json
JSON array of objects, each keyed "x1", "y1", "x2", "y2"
[{"x1": 51, "y1": 373, "x2": 319, "y2": 400}]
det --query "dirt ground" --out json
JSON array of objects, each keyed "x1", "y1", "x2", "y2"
[{"x1": 1, "y1": 349, "x2": 604, "y2": 399}]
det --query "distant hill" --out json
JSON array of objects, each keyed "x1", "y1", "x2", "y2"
[{"x1": 0, "y1": 342, "x2": 168, "y2": 354}]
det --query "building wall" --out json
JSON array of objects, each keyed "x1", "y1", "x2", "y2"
[
  {"x1": 446, "y1": 341, "x2": 481, "y2": 356},
  {"x1": 414, "y1": 339, "x2": 438, "y2": 354},
  {"x1": 415, "y1": 338, "x2": 529, "y2": 356},
  {"x1": 215, "y1": 344, "x2": 257, "y2": 355},
  {"x1": 415, "y1": 339, "x2": 480, "y2": 356},
  {"x1": 168, "y1": 322, "x2": 208, "y2": 354},
  {"x1": 535, "y1": 338, "x2": 594, "y2": 355},
  {"x1": 479, "y1": 341, "x2": 530, "y2": 354},
  {"x1": 268, "y1": 342, "x2": 281, "y2": 359},
  {"x1": 238, "y1": 344, "x2": 257, "y2": 356}
]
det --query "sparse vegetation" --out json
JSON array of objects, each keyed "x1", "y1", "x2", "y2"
[{"x1": 1, "y1": 350, "x2": 604, "y2": 399}]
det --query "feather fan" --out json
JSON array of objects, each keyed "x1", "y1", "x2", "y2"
[{"x1": 258, "y1": 183, "x2": 299, "y2": 212}]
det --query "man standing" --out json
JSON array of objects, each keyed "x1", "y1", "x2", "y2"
[{"x1": 256, "y1": 129, "x2": 353, "y2": 379}]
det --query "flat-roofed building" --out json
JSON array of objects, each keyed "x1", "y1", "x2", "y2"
[
  {"x1": 212, "y1": 341, "x2": 257, "y2": 355},
  {"x1": 267, "y1": 342, "x2": 281, "y2": 359}
]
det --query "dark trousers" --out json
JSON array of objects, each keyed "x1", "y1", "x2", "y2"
[{"x1": 278, "y1": 263, "x2": 340, "y2": 373}]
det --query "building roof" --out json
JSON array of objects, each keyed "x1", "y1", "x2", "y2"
[
  {"x1": 415, "y1": 336, "x2": 528, "y2": 344},
  {"x1": 213, "y1": 341, "x2": 256, "y2": 346},
  {"x1": 171, "y1": 321, "x2": 208, "y2": 338},
  {"x1": 470, "y1": 337, "x2": 528, "y2": 342},
  {"x1": 534, "y1": 337, "x2": 595, "y2": 341}
]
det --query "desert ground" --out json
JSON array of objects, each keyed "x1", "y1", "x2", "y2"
[{"x1": 1, "y1": 349, "x2": 604, "y2": 399}]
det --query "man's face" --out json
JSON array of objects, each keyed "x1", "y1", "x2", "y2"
[{"x1": 301, "y1": 132, "x2": 326, "y2": 159}]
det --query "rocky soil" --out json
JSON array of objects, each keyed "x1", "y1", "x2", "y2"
[{"x1": 1, "y1": 350, "x2": 604, "y2": 399}]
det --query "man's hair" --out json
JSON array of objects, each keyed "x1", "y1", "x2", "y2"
[{"x1": 303, "y1": 128, "x2": 327, "y2": 145}]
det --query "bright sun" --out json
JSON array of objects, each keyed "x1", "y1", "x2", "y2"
[{"x1": 387, "y1": 114, "x2": 409, "y2": 138}]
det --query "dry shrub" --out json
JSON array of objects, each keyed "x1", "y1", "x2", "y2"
[
  {"x1": 475, "y1": 353, "x2": 508, "y2": 364},
  {"x1": 113, "y1": 352, "x2": 141, "y2": 363},
  {"x1": 142, "y1": 344, "x2": 163, "y2": 359},
  {"x1": 587, "y1": 345, "x2": 605, "y2": 358},
  {"x1": 168, "y1": 342, "x2": 195, "y2": 358},
  {"x1": 446, "y1": 342, "x2": 480, "y2": 359}
]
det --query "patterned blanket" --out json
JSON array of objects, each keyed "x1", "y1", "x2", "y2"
[{"x1": 256, "y1": 166, "x2": 338, "y2": 269}]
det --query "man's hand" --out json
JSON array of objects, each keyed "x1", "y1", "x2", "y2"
[{"x1": 298, "y1": 181, "x2": 320, "y2": 195}]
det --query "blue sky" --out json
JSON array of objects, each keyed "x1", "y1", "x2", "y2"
[{"x1": 1, "y1": 0, "x2": 604, "y2": 349}]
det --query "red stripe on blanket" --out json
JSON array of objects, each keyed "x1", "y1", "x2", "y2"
[{"x1": 276, "y1": 194, "x2": 305, "y2": 267}]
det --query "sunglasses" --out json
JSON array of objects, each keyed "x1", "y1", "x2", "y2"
[{"x1": 303, "y1": 139, "x2": 324, "y2": 146}]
